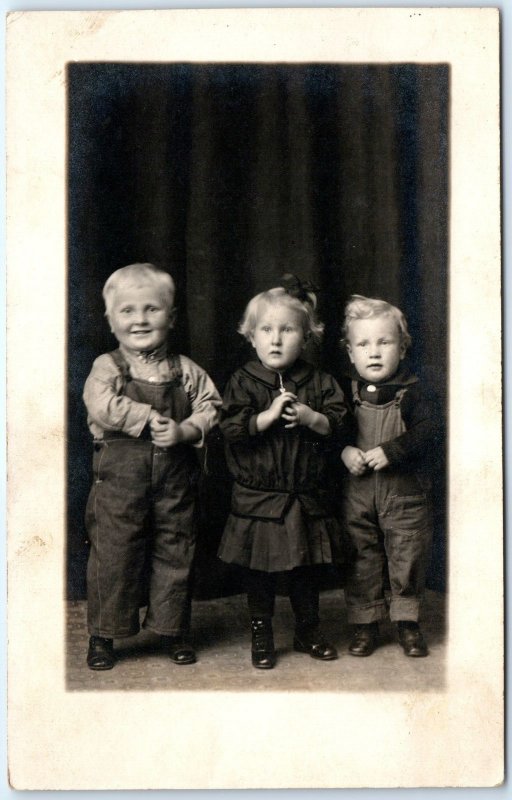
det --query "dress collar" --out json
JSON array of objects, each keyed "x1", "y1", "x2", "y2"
[{"x1": 242, "y1": 359, "x2": 314, "y2": 389}]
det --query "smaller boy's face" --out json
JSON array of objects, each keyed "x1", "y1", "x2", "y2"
[
  {"x1": 108, "y1": 283, "x2": 175, "y2": 353},
  {"x1": 346, "y1": 316, "x2": 405, "y2": 384}
]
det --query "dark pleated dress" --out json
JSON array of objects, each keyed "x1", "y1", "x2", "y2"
[{"x1": 218, "y1": 359, "x2": 351, "y2": 572}]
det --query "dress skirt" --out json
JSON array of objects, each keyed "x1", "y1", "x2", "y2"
[{"x1": 218, "y1": 498, "x2": 343, "y2": 572}]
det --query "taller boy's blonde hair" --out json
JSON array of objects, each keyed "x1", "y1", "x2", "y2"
[
  {"x1": 102, "y1": 263, "x2": 176, "y2": 316},
  {"x1": 342, "y1": 294, "x2": 412, "y2": 349},
  {"x1": 239, "y1": 287, "x2": 325, "y2": 343}
]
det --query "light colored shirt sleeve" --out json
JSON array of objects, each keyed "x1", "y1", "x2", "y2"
[
  {"x1": 180, "y1": 356, "x2": 222, "y2": 447},
  {"x1": 83, "y1": 353, "x2": 153, "y2": 439}
]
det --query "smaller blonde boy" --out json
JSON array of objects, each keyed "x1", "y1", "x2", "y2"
[
  {"x1": 340, "y1": 295, "x2": 439, "y2": 658},
  {"x1": 83, "y1": 263, "x2": 221, "y2": 669}
]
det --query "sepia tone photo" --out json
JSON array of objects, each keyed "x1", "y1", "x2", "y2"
[{"x1": 67, "y1": 61, "x2": 448, "y2": 692}]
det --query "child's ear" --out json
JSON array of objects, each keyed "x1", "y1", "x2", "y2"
[
  {"x1": 168, "y1": 308, "x2": 177, "y2": 329},
  {"x1": 105, "y1": 313, "x2": 114, "y2": 333},
  {"x1": 302, "y1": 331, "x2": 311, "y2": 349},
  {"x1": 346, "y1": 343, "x2": 355, "y2": 364},
  {"x1": 399, "y1": 341, "x2": 407, "y2": 360}
]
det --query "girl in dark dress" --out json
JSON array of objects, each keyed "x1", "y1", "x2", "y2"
[{"x1": 218, "y1": 277, "x2": 351, "y2": 669}]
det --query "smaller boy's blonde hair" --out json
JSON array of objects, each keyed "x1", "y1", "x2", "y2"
[
  {"x1": 342, "y1": 294, "x2": 412, "y2": 349},
  {"x1": 239, "y1": 287, "x2": 325, "y2": 343},
  {"x1": 103, "y1": 263, "x2": 176, "y2": 316}
]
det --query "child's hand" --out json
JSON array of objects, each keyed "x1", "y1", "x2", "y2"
[
  {"x1": 282, "y1": 401, "x2": 314, "y2": 429},
  {"x1": 341, "y1": 446, "x2": 367, "y2": 476},
  {"x1": 150, "y1": 416, "x2": 184, "y2": 447},
  {"x1": 363, "y1": 446, "x2": 389, "y2": 472},
  {"x1": 149, "y1": 411, "x2": 168, "y2": 430},
  {"x1": 256, "y1": 391, "x2": 297, "y2": 432}
]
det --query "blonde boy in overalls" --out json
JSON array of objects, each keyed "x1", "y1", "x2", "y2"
[
  {"x1": 341, "y1": 295, "x2": 439, "y2": 658},
  {"x1": 83, "y1": 263, "x2": 221, "y2": 669}
]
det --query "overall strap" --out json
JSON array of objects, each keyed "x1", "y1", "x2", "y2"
[
  {"x1": 351, "y1": 380, "x2": 361, "y2": 406},
  {"x1": 165, "y1": 353, "x2": 183, "y2": 384},
  {"x1": 394, "y1": 387, "x2": 408, "y2": 407},
  {"x1": 108, "y1": 348, "x2": 131, "y2": 382}
]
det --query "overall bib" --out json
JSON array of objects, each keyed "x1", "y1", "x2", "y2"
[
  {"x1": 85, "y1": 351, "x2": 200, "y2": 638},
  {"x1": 344, "y1": 382, "x2": 432, "y2": 624}
]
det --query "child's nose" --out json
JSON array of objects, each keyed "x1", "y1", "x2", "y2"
[
  {"x1": 271, "y1": 329, "x2": 282, "y2": 343},
  {"x1": 134, "y1": 309, "x2": 149, "y2": 324}
]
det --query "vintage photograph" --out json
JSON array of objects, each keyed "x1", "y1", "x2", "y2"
[
  {"x1": 67, "y1": 62, "x2": 449, "y2": 691},
  {"x1": 7, "y1": 9, "x2": 502, "y2": 790}
]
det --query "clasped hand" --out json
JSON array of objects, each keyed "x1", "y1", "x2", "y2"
[
  {"x1": 256, "y1": 392, "x2": 317, "y2": 433},
  {"x1": 341, "y1": 445, "x2": 390, "y2": 475},
  {"x1": 149, "y1": 412, "x2": 183, "y2": 447},
  {"x1": 268, "y1": 392, "x2": 314, "y2": 429}
]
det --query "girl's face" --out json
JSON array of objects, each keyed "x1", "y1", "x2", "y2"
[
  {"x1": 250, "y1": 302, "x2": 306, "y2": 371},
  {"x1": 346, "y1": 315, "x2": 405, "y2": 383},
  {"x1": 108, "y1": 283, "x2": 175, "y2": 354}
]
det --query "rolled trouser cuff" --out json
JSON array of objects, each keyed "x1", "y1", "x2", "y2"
[{"x1": 346, "y1": 599, "x2": 387, "y2": 625}]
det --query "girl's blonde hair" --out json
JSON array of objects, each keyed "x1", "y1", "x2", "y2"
[
  {"x1": 239, "y1": 286, "x2": 325, "y2": 343},
  {"x1": 103, "y1": 263, "x2": 176, "y2": 316},
  {"x1": 342, "y1": 294, "x2": 412, "y2": 349}
]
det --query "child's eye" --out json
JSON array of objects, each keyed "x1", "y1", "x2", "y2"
[
  {"x1": 121, "y1": 307, "x2": 133, "y2": 314},
  {"x1": 261, "y1": 325, "x2": 271, "y2": 332}
]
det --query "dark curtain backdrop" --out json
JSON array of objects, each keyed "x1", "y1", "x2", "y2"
[{"x1": 67, "y1": 63, "x2": 448, "y2": 600}]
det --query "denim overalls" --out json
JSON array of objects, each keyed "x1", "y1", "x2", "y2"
[
  {"x1": 86, "y1": 350, "x2": 200, "y2": 638},
  {"x1": 344, "y1": 381, "x2": 432, "y2": 624}
]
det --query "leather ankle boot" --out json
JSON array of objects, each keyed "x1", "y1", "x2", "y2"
[
  {"x1": 348, "y1": 622, "x2": 379, "y2": 657},
  {"x1": 397, "y1": 622, "x2": 429, "y2": 657},
  {"x1": 87, "y1": 636, "x2": 116, "y2": 670},
  {"x1": 294, "y1": 625, "x2": 338, "y2": 660},
  {"x1": 251, "y1": 618, "x2": 276, "y2": 669}
]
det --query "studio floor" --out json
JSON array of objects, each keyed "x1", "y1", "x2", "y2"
[{"x1": 66, "y1": 589, "x2": 446, "y2": 692}]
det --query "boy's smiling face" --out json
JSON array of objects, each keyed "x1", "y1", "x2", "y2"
[
  {"x1": 108, "y1": 282, "x2": 175, "y2": 354},
  {"x1": 346, "y1": 315, "x2": 406, "y2": 383}
]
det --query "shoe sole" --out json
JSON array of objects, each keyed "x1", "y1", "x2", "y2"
[
  {"x1": 348, "y1": 649, "x2": 376, "y2": 657},
  {"x1": 87, "y1": 660, "x2": 115, "y2": 670},
  {"x1": 169, "y1": 656, "x2": 197, "y2": 665},
  {"x1": 294, "y1": 645, "x2": 338, "y2": 660},
  {"x1": 400, "y1": 649, "x2": 429, "y2": 658}
]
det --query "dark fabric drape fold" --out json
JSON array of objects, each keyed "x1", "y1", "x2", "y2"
[{"x1": 68, "y1": 63, "x2": 448, "y2": 599}]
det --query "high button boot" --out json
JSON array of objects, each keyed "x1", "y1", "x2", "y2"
[
  {"x1": 251, "y1": 618, "x2": 276, "y2": 669},
  {"x1": 293, "y1": 623, "x2": 338, "y2": 661}
]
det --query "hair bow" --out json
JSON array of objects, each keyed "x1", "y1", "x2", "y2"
[{"x1": 279, "y1": 273, "x2": 319, "y2": 302}]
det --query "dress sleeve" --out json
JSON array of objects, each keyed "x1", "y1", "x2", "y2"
[
  {"x1": 318, "y1": 372, "x2": 354, "y2": 446},
  {"x1": 219, "y1": 372, "x2": 261, "y2": 442},
  {"x1": 83, "y1": 353, "x2": 152, "y2": 438},
  {"x1": 180, "y1": 357, "x2": 222, "y2": 447},
  {"x1": 381, "y1": 386, "x2": 441, "y2": 466}
]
